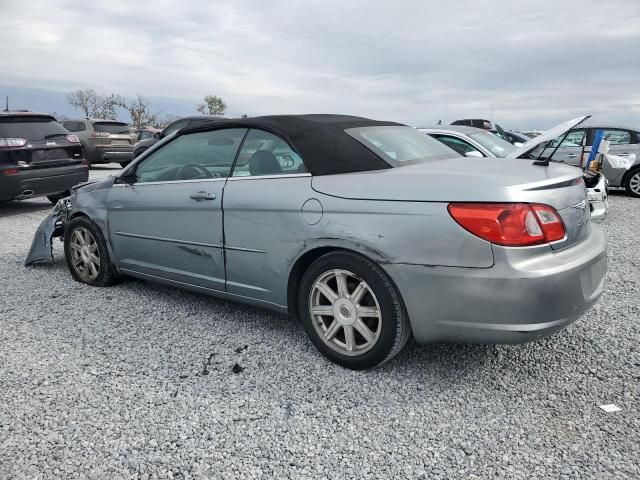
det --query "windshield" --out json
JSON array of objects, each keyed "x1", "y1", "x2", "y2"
[
  {"x1": 345, "y1": 126, "x2": 459, "y2": 166},
  {"x1": 93, "y1": 122, "x2": 130, "y2": 134},
  {"x1": 468, "y1": 131, "x2": 516, "y2": 158},
  {"x1": 0, "y1": 116, "x2": 68, "y2": 140}
]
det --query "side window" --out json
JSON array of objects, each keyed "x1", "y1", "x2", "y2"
[
  {"x1": 62, "y1": 121, "x2": 85, "y2": 132},
  {"x1": 134, "y1": 128, "x2": 247, "y2": 183},
  {"x1": 163, "y1": 119, "x2": 189, "y2": 137},
  {"x1": 601, "y1": 129, "x2": 631, "y2": 145},
  {"x1": 232, "y1": 129, "x2": 306, "y2": 177},
  {"x1": 433, "y1": 135, "x2": 483, "y2": 157},
  {"x1": 550, "y1": 129, "x2": 585, "y2": 148}
]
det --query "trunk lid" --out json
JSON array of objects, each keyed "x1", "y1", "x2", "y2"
[
  {"x1": 312, "y1": 157, "x2": 590, "y2": 250},
  {"x1": 91, "y1": 121, "x2": 134, "y2": 146}
]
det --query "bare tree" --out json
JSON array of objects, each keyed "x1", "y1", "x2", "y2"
[
  {"x1": 196, "y1": 95, "x2": 226, "y2": 116},
  {"x1": 156, "y1": 113, "x2": 181, "y2": 128},
  {"x1": 51, "y1": 112, "x2": 69, "y2": 121},
  {"x1": 66, "y1": 89, "x2": 125, "y2": 119},
  {"x1": 124, "y1": 94, "x2": 159, "y2": 128}
]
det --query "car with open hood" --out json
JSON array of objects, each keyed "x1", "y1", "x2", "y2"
[
  {"x1": 420, "y1": 116, "x2": 609, "y2": 220},
  {"x1": 539, "y1": 123, "x2": 640, "y2": 197},
  {"x1": 25, "y1": 114, "x2": 607, "y2": 370}
]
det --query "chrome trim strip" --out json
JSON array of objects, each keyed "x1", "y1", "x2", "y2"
[
  {"x1": 113, "y1": 177, "x2": 228, "y2": 187},
  {"x1": 225, "y1": 245, "x2": 266, "y2": 253},
  {"x1": 114, "y1": 231, "x2": 223, "y2": 249},
  {"x1": 227, "y1": 173, "x2": 311, "y2": 181}
]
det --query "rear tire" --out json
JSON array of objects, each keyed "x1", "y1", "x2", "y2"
[
  {"x1": 624, "y1": 167, "x2": 640, "y2": 198},
  {"x1": 298, "y1": 251, "x2": 411, "y2": 370},
  {"x1": 64, "y1": 217, "x2": 118, "y2": 287}
]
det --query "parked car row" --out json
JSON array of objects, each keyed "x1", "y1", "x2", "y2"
[{"x1": 26, "y1": 114, "x2": 608, "y2": 370}]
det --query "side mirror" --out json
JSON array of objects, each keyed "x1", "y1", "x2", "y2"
[
  {"x1": 464, "y1": 150, "x2": 484, "y2": 158},
  {"x1": 153, "y1": 132, "x2": 161, "y2": 139},
  {"x1": 115, "y1": 171, "x2": 137, "y2": 185}
]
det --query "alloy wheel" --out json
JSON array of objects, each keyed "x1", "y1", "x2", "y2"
[
  {"x1": 630, "y1": 171, "x2": 640, "y2": 195},
  {"x1": 309, "y1": 269, "x2": 382, "y2": 356},
  {"x1": 68, "y1": 227, "x2": 100, "y2": 282}
]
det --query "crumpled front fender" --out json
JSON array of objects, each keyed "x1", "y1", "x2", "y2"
[{"x1": 24, "y1": 199, "x2": 69, "y2": 266}]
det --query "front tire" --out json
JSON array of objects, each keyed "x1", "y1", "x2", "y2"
[
  {"x1": 624, "y1": 167, "x2": 640, "y2": 198},
  {"x1": 298, "y1": 251, "x2": 411, "y2": 370},
  {"x1": 64, "y1": 217, "x2": 118, "y2": 287}
]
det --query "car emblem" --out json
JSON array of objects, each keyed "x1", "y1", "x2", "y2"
[{"x1": 46, "y1": 141, "x2": 56, "y2": 146}]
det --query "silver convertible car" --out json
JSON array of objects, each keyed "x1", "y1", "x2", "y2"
[{"x1": 26, "y1": 115, "x2": 608, "y2": 369}]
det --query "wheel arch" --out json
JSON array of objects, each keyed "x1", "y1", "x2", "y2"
[
  {"x1": 621, "y1": 164, "x2": 640, "y2": 190},
  {"x1": 286, "y1": 243, "x2": 398, "y2": 320}
]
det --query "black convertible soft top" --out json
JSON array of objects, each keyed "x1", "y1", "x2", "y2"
[{"x1": 181, "y1": 114, "x2": 405, "y2": 176}]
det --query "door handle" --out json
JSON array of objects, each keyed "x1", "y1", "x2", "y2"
[
  {"x1": 189, "y1": 191, "x2": 217, "y2": 201},
  {"x1": 618, "y1": 153, "x2": 630, "y2": 156},
  {"x1": 566, "y1": 153, "x2": 577, "y2": 158}
]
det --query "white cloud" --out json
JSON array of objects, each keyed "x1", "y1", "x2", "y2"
[{"x1": 0, "y1": 0, "x2": 639, "y2": 128}]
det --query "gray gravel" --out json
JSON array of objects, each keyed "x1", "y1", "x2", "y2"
[{"x1": 1, "y1": 165, "x2": 639, "y2": 479}]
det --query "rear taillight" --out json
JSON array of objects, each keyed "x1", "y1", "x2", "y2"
[
  {"x1": 66, "y1": 134, "x2": 80, "y2": 143},
  {"x1": 447, "y1": 203, "x2": 566, "y2": 247},
  {"x1": 90, "y1": 131, "x2": 109, "y2": 137},
  {"x1": 1, "y1": 168, "x2": 19, "y2": 175},
  {"x1": 0, "y1": 137, "x2": 27, "y2": 148}
]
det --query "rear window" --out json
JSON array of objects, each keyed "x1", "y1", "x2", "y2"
[
  {"x1": 345, "y1": 126, "x2": 458, "y2": 166},
  {"x1": 0, "y1": 116, "x2": 68, "y2": 140},
  {"x1": 62, "y1": 121, "x2": 86, "y2": 132},
  {"x1": 93, "y1": 122, "x2": 130, "y2": 134}
]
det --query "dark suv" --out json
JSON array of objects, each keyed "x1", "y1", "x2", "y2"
[
  {"x1": 62, "y1": 119, "x2": 134, "y2": 168},
  {"x1": 0, "y1": 112, "x2": 88, "y2": 204}
]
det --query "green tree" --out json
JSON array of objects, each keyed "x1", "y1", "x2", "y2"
[{"x1": 196, "y1": 95, "x2": 227, "y2": 116}]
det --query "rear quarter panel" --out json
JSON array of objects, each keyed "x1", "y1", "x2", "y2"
[{"x1": 222, "y1": 176, "x2": 494, "y2": 309}]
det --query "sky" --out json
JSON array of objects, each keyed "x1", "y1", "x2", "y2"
[{"x1": 1, "y1": 0, "x2": 639, "y2": 130}]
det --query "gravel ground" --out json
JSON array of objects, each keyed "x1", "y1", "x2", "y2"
[{"x1": 1, "y1": 165, "x2": 639, "y2": 479}]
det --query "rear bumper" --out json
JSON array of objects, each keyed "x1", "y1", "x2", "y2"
[
  {"x1": 91, "y1": 146, "x2": 133, "y2": 164},
  {"x1": 0, "y1": 165, "x2": 89, "y2": 201},
  {"x1": 383, "y1": 225, "x2": 608, "y2": 344},
  {"x1": 587, "y1": 175, "x2": 608, "y2": 222}
]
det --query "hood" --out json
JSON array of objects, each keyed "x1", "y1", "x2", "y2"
[
  {"x1": 73, "y1": 176, "x2": 115, "y2": 193},
  {"x1": 506, "y1": 115, "x2": 590, "y2": 159},
  {"x1": 312, "y1": 156, "x2": 585, "y2": 210}
]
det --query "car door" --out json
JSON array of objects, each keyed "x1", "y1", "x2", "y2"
[
  {"x1": 599, "y1": 128, "x2": 640, "y2": 186},
  {"x1": 222, "y1": 128, "x2": 312, "y2": 307},
  {"x1": 106, "y1": 127, "x2": 247, "y2": 291}
]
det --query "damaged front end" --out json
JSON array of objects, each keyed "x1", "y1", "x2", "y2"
[{"x1": 24, "y1": 196, "x2": 71, "y2": 266}]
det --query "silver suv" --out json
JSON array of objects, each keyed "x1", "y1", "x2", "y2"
[{"x1": 62, "y1": 119, "x2": 134, "y2": 168}]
